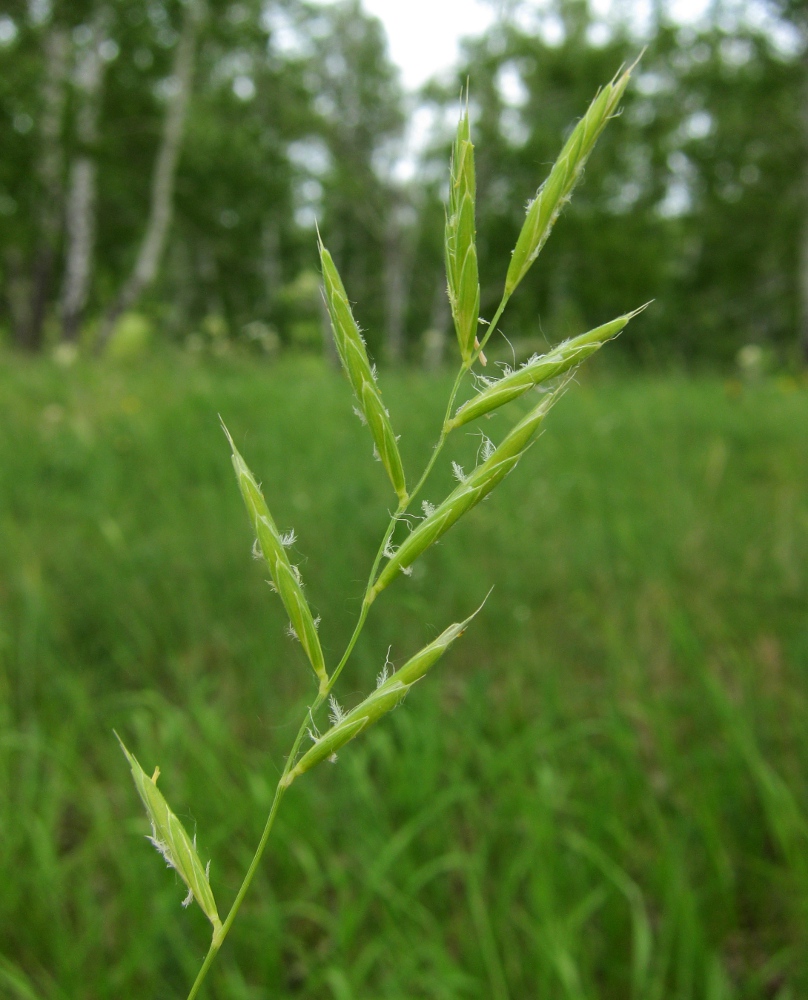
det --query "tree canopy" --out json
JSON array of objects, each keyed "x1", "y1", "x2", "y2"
[{"x1": 0, "y1": 0, "x2": 805, "y2": 364}]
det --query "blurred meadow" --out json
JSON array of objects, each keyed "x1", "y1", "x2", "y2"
[{"x1": 2, "y1": 0, "x2": 808, "y2": 998}]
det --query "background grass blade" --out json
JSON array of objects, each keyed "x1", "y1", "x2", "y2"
[{"x1": 1, "y1": 359, "x2": 806, "y2": 996}]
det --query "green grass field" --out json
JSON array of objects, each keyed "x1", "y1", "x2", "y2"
[{"x1": 1, "y1": 354, "x2": 807, "y2": 999}]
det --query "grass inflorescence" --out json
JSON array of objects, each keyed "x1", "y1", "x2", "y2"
[
  {"x1": 3, "y1": 61, "x2": 807, "y2": 998},
  {"x1": 110, "y1": 62, "x2": 650, "y2": 995}
]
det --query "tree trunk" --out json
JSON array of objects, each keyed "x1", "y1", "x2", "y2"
[
  {"x1": 385, "y1": 195, "x2": 419, "y2": 364},
  {"x1": 799, "y1": 46, "x2": 808, "y2": 364},
  {"x1": 61, "y1": 159, "x2": 97, "y2": 342},
  {"x1": 96, "y1": 2, "x2": 200, "y2": 351},
  {"x1": 13, "y1": 24, "x2": 69, "y2": 351},
  {"x1": 61, "y1": 12, "x2": 110, "y2": 342},
  {"x1": 384, "y1": 214, "x2": 406, "y2": 364},
  {"x1": 799, "y1": 214, "x2": 808, "y2": 365},
  {"x1": 5, "y1": 248, "x2": 32, "y2": 345},
  {"x1": 422, "y1": 274, "x2": 450, "y2": 371}
]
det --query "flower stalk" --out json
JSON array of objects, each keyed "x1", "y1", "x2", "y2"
[{"x1": 115, "y1": 60, "x2": 642, "y2": 1000}]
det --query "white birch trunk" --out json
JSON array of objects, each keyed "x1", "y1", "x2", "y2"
[
  {"x1": 422, "y1": 273, "x2": 450, "y2": 371},
  {"x1": 384, "y1": 219, "x2": 406, "y2": 364},
  {"x1": 96, "y1": 1, "x2": 200, "y2": 350},
  {"x1": 384, "y1": 198, "x2": 418, "y2": 364},
  {"x1": 61, "y1": 13, "x2": 109, "y2": 342},
  {"x1": 799, "y1": 46, "x2": 808, "y2": 363}
]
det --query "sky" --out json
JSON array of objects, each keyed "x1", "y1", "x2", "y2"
[
  {"x1": 308, "y1": 0, "x2": 795, "y2": 179},
  {"x1": 344, "y1": 0, "x2": 715, "y2": 92},
  {"x1": 309, "y1": 0, "x2": 804, "y2": 96},
  {"x1": 361, "y1": 0, "x2": 499, "y2": 90},
  {"x1": 317, "y1": 0, "x2": 710, "y2": 178}
]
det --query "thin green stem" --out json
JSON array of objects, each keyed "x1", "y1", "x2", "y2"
[
  {"x1": 186, "y1": 696, "x2": 320, "y2": 1000},
  {"x1": 473, "y1": 294, "x2": 510, "y2": 365},
  {"x1": 326, "y1": 365, "x2": 467, "y2": 692},
  {"x1": 186, "y1": 942, "x2": 217, "y2": 1000},
  {"x1": 186, "y1": 359, "x2": 472, "y2": 999},
  {"x1": 407, "y1": 365, "x2": 468, "y2": 502},
  {"x1": 324, "y1": 592, "x2": 374, "y2": 695}
]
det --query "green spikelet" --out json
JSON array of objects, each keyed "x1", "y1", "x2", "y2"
[
  {"x1": 371, "y1": 383, "x2": 573, "y2": 598},
  {"x1": 117, "y1": 735, "x2": 221, "y2": 936},
  {"x1": 445, "y1": 102, "x2": 480, "y2": 361},
  {"x1": 283, "y1": 608, "x2": 482, "y2": 786},
  {"x1": 319, "y1": 239, "x2": 407, "y2": 503},
  {"x1": 449, "y1": 306, "x2": 648, "y2": 429},
  {"x1": 504, "y1": 62, "x2": 635, "y2": 300},
  {"x1": 222, "y1": 423, "x2": 328, "y2": 693}
]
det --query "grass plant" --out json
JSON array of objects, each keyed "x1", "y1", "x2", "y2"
[
  {"x1": 104, "y1": 69, "x2": 652, "y2": 1000},
  {"x1": 2, "y1": 66, "x2": 807, "y2": 1000},
  {"x1": 1, "y1": 356, "x2": 807, "y2": 998},
  {"x1": 117, "y1": 64, "x2": 646, "y2": 996}
]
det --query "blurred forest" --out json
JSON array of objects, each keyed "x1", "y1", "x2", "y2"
[
  {"x1": 3, "y1": 5, "x2": 808, "y2": 996},
  {"x1": 2, "y1": 0, "x2": 808, "y2": 366}
]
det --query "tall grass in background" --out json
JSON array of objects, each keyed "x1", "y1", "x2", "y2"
[
  {"x1": 1, "y1": 356, "x2": 807, "y2": 996},
  {"x1": 2, "y1": 64, "x2": 808, "y2": 999}
]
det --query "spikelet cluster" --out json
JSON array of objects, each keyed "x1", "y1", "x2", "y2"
[
  {"x1": 120, "y1": 60, "x2": 644, "y2": 984},
  {"x1": 445, "y1": 104, "x2": 480, "y2": 361}
]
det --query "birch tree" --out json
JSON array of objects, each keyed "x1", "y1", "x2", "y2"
[
  {"x1": 60, "y1": 8, "x2": 111, "y2": 342},
  {"x1": 764, "y1": 0, "x2": 808, "y2": 362},
  {"x1": 96, "y1": 0, "x2": 201, "y2": 350},
  {"x1": 384, "y1": 199, "x2": 418, "y2": 363}
]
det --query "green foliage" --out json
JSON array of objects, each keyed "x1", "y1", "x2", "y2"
[
  {"x1": 419, "y1": 17, "x2": 805, "y2": 363},
  {"x1": 1, "y1": 356, "x2": 807, "y2": 996},
  {"x1": 107, "y1": 312, "x2": 154, "y2": 361},
  {"x1": 1, "y1": 0, "x2": 805, "y2": 361}
]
